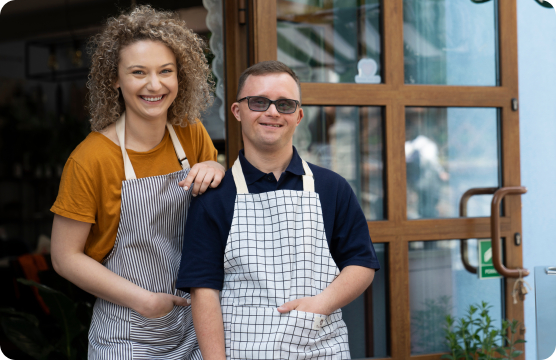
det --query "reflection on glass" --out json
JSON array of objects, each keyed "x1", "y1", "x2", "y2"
[
  {"x1": 405, "y1": 107, "x2": 500, "y2": 219},
  {"x1": 277, "y1": 0, "x2": 381, "y2": 83},
  {"x1": 342, "y1": 243, "x2": 388, "y2": 358},
  {"x1": 294, "y1": 106, "x2": 384, "y2": 220},
  {"x1": 403, "y1": 0, "x2": 498, "y2": 85},
  {"x1": 409, "y1": 239, "x2": 503, "y2": 354}
]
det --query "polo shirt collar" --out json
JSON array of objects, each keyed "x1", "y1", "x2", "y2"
[{"x1": 238, "y1": 147, "x2": 305, "y2": 185}]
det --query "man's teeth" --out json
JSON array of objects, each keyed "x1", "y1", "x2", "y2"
[
  {"x1": 141, "y1": 95, "x2": 163, "y2": 102},
  {"x1": 263, "y1": 124, "x2": 280, "y2": 127}
]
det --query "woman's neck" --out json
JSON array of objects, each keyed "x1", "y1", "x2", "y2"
[{"x1": 124, "y1": 111, "x2": 168, "y2": 152}]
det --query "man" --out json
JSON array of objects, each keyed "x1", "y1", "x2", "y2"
[{"x1": 177, "y1": 61, "x2": 380, "y2": 360}]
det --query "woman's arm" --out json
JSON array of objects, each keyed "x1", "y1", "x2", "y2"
[
  {"x1": 179, "y1": 161, "x2": 225, "y2": 196},
  {"x1": 51, "y1": 214, "x2": 189, "y2": 318}
]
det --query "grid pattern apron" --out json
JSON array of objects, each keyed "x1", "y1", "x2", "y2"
[
  {"x1": 221, "y1": 157, "x2": 351, "y2": 360},
  {"x1": 88, "y1": 114, "x2": 201, "y2": 360}
]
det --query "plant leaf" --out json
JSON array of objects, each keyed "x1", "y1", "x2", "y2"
[
  {"x1": 0, "y1": 316, "x2": 54, "y2": 360},
  {"x1": 511, "y1": 351, "x2": 523, "y2": 357},
  {"x1": 514, "y1": 339, "x2": 526, "y2": 344},
  {"x1": 17, "y1": 279, "x2": 84, "y2": 354},
  {"x1": 0, "y1": 307, "x2": 40, "y2": 327}
]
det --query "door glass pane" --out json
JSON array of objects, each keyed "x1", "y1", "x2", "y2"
[
  {"x1": 405, "y1": 107, "x2": 500, "y2": 219},
  {"x1": 294, "y1": 106, "x2": 384, "y2": 220},
  {"x1": 343, "y1": 243, "x2": 388, "y2": 358},
  {"x1": 277, "y1": 0, "x2": 382, "y2": 84},
  {"x1": 403, "y1": 0, "x2": 499, "y2": 85},
  {"x1": 409, "y1": 239, "x2": 504, "y2": 355}
]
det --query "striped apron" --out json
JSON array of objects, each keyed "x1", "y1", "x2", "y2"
[
  {"x1": 88, "y1": 114, "x2": 201, "y2": 360},
  {"x1": 221, "y1": 157, "x2": 351, "y2": 360}
]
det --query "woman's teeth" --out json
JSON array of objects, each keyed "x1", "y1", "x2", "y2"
[{"x1": 141, "y1": 95, "x2": 163, "y2": 102}]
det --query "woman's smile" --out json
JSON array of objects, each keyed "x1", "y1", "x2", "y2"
[{"x1": 139, "y1": 94, "x2": 166, "y2": 104}]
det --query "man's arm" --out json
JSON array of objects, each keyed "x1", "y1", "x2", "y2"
[
  {"x1": 190, "y1": 288, "x2": 226, "y2": 360},
  {"x1": 277, "y1": 265, "x2": 375, "y2": 315}
]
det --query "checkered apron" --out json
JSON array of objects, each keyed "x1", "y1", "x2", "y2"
[
  {"x1": 221, "y1": 157, "x2": 351, "y2": 359},
  {"x1": 87, "y1": 114, "x2": 201, "y2": 360}
]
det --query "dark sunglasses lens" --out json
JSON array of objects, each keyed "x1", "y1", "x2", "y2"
[
  {"x1": 275, "y1": 99, "x2": 297, "y2": 114},
  {"x1": 248, "y1": 97, "x2": 270, "y2": 111}
]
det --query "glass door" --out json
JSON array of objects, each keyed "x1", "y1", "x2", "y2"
[{"x1": 223, "y1": 0, "x2": 525, "y2": 358}]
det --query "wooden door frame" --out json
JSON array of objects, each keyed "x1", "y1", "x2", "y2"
[{"x1": 223, "y1": 0, "x2": 524, "y2": 358}]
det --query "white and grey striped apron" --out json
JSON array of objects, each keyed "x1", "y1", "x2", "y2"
[
  {"x1": 221, "y1": 157, "x2": 351, "y2": 360},
  {"x1": 88, "y1": 114, "x2": 201, "y2": 360}
]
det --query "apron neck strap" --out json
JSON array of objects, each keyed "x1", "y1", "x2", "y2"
[
  {"x1": 231, "y1": 156, "x2": 315, "y2": 194},
  {"x1": 115, "y1": 114, "x2": 190, "y2": 181},
  {"x1": 166, "y1": 123, "x2": 190, "y2": 170},
  {"x1": 301, "y1": 159, "x2": 315, "y2": 192}
]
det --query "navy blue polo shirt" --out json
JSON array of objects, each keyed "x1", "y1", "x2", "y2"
[{"x1": 176, "y1": 147, "x2": 380, "y2": 293}]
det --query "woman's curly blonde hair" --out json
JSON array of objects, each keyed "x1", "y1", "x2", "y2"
[{"x1": 87, "y1": 5, "x2": 213, "y2": 131}]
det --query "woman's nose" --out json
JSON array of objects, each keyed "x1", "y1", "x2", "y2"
[{"x1": 146, "y1": 74, "x2": 162, "y2": 91}]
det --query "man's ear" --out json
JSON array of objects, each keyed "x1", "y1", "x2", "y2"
[
  {"x1": 296, "y1": 108, "x2": 304, "y2": 126},
  {"x1": 231, "y1": 102, "x2": 241, "y2": 122}
]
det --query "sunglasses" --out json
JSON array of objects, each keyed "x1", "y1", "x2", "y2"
[{"x1": 237, "y1": 96, "x2": 300, "y2": 114}]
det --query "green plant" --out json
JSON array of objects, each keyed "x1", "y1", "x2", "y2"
[
  {"x1": 411, "y1": 295, "x2": 452, "y2": 353},
  {"x1": 0, "y1": 279, "x2": 92, "y2": 360},
  {"x1": 441, "y1": 301, "x2": 525, "y2": 360}
]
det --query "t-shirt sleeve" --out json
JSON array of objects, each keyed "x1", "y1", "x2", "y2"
[
  {"x1": 177, "y1": 197, "x2": 226, "y2": 293},
  {"x1": 329, "y1": 179, "x2": 381, "y2": 271},
  {"x1": 194, "y1": 122, "x2": 218, "y2": 163},
  {"x1": 51, "y1": 158, "x2": 97, "y2": 224}
]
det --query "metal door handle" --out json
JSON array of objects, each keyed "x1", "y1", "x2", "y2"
[
  {"x1": 459, "y1": 187, "x2": 499, "y2": 274},
  {"x1": 459, "y1": 187, "x2": 529, "y2": 278},
  {"x1": 491, "y1": 187, "x2": 529, "y2": 278}
]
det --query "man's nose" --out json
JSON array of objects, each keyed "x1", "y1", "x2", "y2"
[{"x1": 266, "y1": 103, "x2": 280, "y2": 116}]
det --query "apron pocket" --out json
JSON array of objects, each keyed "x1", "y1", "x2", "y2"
[
  {"x1": 129, "y1": 301, "x2": 194, "y2": 358},
  {"x1": 279, "y1": 309, "x2": 341, "y2": 359},
  {"x1": 230, "y1": 306, "x2": 282, "y2": 359}
]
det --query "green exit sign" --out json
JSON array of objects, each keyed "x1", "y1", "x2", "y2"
[{"x1": 478, "y1": 240, "x2": 502, "y2": 279}]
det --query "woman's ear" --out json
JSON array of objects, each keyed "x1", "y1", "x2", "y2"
[{"x1": 114, "y1": 79, "x2": 120, "y2": 90}]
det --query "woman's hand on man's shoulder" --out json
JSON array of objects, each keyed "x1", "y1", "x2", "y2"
[{"x1": 179, "y1": 161, "x2": 225, "y2": 196}]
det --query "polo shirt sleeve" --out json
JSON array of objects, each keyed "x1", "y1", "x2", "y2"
[
  {"x1": 177, "y1": 197, "x2": 226, "y2": 293},
  {"x1": 329, "y1": 179, "x2": 381, "y2": 272}
]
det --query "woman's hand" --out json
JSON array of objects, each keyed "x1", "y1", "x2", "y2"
[
  {"x1": 137, "y1": 292, "x2": 191, "y2": 319},
  {"x1": 179, "y1": 161, "x2": 225, "y2": 196}
]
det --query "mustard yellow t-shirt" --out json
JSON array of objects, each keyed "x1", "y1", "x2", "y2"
[{"x1": 51, "y1": 122, "x2": 218, "y2": 262}]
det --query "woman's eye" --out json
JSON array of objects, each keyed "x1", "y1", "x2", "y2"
[
  {"x1": 161, "y1": 69, "x2": 172, "y2": 74},
  {"x1": 132, "y1": 70, "x2": 144, "y2": 75}
]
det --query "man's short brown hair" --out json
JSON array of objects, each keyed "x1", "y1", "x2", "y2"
[{"x1": 236, "y1": 61, "x2": 301, "y2": 103}]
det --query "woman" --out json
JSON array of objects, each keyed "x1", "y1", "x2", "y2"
[{"x1": 50, "y1": 6, "x2": 222, "y2": 359}]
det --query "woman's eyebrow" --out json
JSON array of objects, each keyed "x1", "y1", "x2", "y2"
[{"x1": 126, "y1": 63, "x2": 175, "y2": 69}]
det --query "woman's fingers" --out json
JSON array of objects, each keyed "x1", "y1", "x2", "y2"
[
  {"x1": 191, "y1": 168, "x2": 208, "y2": 196},
  {"x1": 180, "y1": 161, "x2": 225, "y2": 195},
  {"x1": 209, "y1": 170, "x2": 224, "y2": 188},
  {"x1": 198, "y1": 168, "x2": 215, "y2": 195},
  {"x1": 173, "y1": 295, "x2": 191, "y2": 307},
  {"x1": 180, "y1": 166, "x2": 199, "y2": 190}
]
